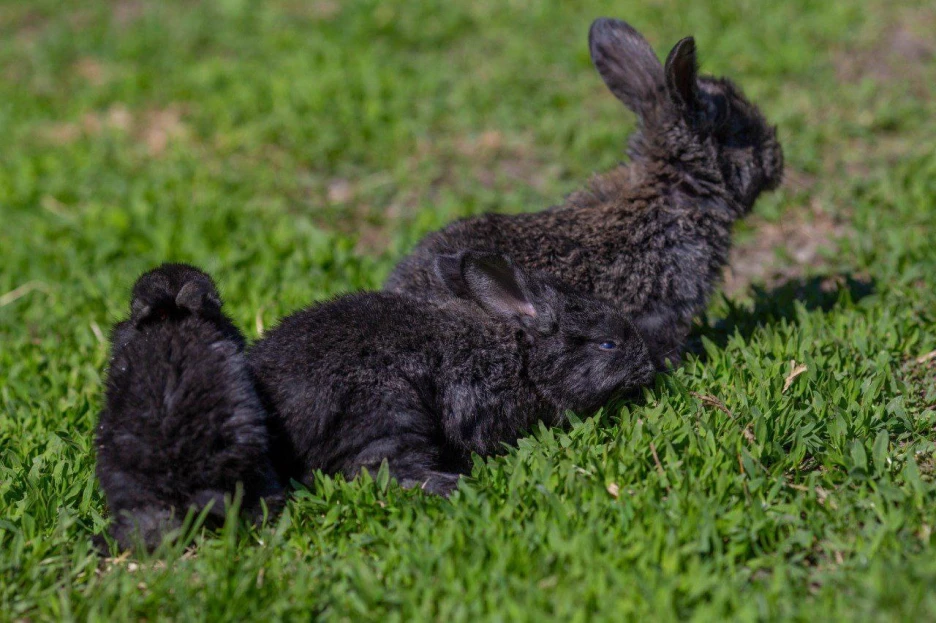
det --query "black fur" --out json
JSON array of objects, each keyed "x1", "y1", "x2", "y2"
[
  {"x1": 95, "y1": 263, "x2": 283, "y2": 552},
  {"x1": 385, "y1": 19, "x2": 784, "y2": 365},
  {"x1": 249, "y1": 252, "x2": 657, "y2": 497}
]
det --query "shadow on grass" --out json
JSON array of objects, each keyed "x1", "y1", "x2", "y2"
[{"x1": 688, "y1": 273, "x2": 876, "y2": 358}]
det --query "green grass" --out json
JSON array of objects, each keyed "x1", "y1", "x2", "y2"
[{"x1": 2, "y1": 0, "x2": 935, "y2": 619}]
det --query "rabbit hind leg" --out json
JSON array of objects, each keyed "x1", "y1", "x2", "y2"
[
  {"x1": 350, "y1": 430, "x2": 462, "y2": 497},
  {"x1": 398, "y1": 470, "x2": 461, "y2": 497}
]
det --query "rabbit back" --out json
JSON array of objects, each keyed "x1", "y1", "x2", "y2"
[
  {"x1": 249, "y1": 291, "x2": 544, "y2": 487},
  {"x1": 385, "y1": 191, "x2": 734, "y2": 360}
]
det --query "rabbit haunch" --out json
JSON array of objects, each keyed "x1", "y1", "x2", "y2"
[
  {"x1": 95, "y1": 263, "x2": 283, "y2": 552},
  {"x1": 385, "y1": 18, "x2": 783, "y2": 364},
  {"x1": 249, "y1": 252, "x2": 657, "y2": 496}
]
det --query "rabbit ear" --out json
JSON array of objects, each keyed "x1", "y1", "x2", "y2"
[
  {"x1": 436, "y1": 252, "x2": 537, "y2": 320},
  {"x1": 664, "y1": 36, "x2": 699, "y2": 111},
  {"x1": 129, "y1": 280, "x2": 220, "y2": 325},
  {"x1": 435, "y1": 253, "x2": 471, "y2": 299},
  {"x1": 129, "y1": 297, "x2": 176, "y2": 326},
  {"x1": 589, "y1": 18, "x2": 665, "y2": 120},
  {"x1": 175, "y1": 280, "x2": 222, "y2": 314},
  {"x1": 129, "y1": 264, "x2": 223, "y2": 324},
  {"x1": 130, "y1": 298, "x2": 153, "y2": 321}
]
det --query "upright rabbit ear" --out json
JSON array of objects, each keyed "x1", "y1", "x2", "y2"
[
  {"x1": 663, "y1": 36, "x2": 699, "y2": 111},
  {"x1": 589, "y1": 18, "x2": 665, "y2": 121},
  {"x1": 436, "y1": 252, "x2": 537, "y2": 321}
]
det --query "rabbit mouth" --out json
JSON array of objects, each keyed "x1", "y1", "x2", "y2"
[
  {"x1": 608, "y1": 371, "x2": 654, "y2": 402},
  {"x1": 640, "y1": 361, "x2": 659, "y2": 384},
  {"x1": 614, "y1": 362, "x2": 658, "y2": 396}
]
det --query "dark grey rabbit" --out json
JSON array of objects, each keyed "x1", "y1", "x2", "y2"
[
  {"x1": 95, "y1": 263, "x2": 283, "y2": 552},
  {"x1": 249, "y1": 251, "x2": 657, "y2": 496},
  {"x1": 385, "y1": 18, "x2": 784, "y2": 364}
]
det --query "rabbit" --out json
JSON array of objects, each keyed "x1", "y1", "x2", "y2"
[
  {"x1": 95, "y1": 263, "x2": 283, "y2": 552},
  {"x1": 248, "y1": 251, "x2": 657, "y2": 497},
  {"x1": 384, "y1": 18, "x2": 784, "y2": 365}
]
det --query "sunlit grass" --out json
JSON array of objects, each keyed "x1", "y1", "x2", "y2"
[{"x1": 1, "y1": 0, "x2": 935, "y2": 619}]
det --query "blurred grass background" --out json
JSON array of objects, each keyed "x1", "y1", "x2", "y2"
[{"x1": 1, "y1": 0, "x2": 935, "y2": 619}]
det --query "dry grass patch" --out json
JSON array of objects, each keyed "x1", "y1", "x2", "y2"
[
  {"x1": 36, "y1": 104, "x2": 189, "y2": 156},
  {"x1": 834, "y1": 6, "x2": 936, "y2": 95}
]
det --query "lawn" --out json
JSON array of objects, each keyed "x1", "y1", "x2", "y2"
[{"x1": 2, "y1": 0, "x2": 935, "y2": 619}]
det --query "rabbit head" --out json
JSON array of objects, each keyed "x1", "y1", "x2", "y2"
[
  {"x1": 589, "y1": 18, "x2": 783, "y2": 214},
  {"x1": 119, "y1": 263, "x2": 245, "y2": 351},
  {"x1": 129, "y1": 263, "x2": 223, "y2": 325},
  {"x1": 436, "y1": 251, "x2": 657, "y2": 413}
]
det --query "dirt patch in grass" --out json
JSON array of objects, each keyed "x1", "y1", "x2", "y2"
[
  {"x1": 722, "y1": 202, "x2": 849, "y2": 295},
  {"x1": 36, "y1": 104, "x2": 189, "y2": 156},
  {"x1": 451, "y1": 130, "x2": 558, "y2": 193},
  {"x1": 3, "y1": 6, "x2": 46, "y2": 42},
  {"x1": 833, "y1": 6, "x2": 936, "y2": 96},
  {"x1": 139, "y1": 107, "x2": 187, "y2": 155},
  {"x1": 280, "y1": 1, "x2": 343, "y2": 22},
  {"x1": 902, "y1": 349, "x2": 936, "y2": 413},
  {"x1": 722, "y1": 168, "x2": 851, "y2": 295},
  {"x1": 112, "y1": 0, "x2": 147, "y2": 28},
  {"x1": 301, "y1": 130, "x2": 553, "y2": 254},
  {"x1": 73, "y1": 57, "x2": 111, "y2": 86}
]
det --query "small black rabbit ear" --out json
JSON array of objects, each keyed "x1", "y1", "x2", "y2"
[
  {"x1": 128, "y1": 281, "x2": 221, "y2": 325},
  {"x1": 588, "y1": 18, "x2": 665, "y2": 121},
  {"x1": 129, "y1": 298, "x2": 152, "y2": 321},
  {"x1": 436, "y1": 252, "x2": 537, "y2": 320},
  {"x1": 435, "y1": 253, "x2": 471, "y2": 299},
  {"x1": 664, "y1": 36, "x2": 699, "y2": 111},
  {"x1": 175, "y1": 280, "x2": 222, "y2": 314},
  {"x1": 129, "y1": 297, "x2": 174, "y2": 326}
]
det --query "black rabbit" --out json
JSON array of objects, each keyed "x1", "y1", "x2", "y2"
[
  {"x1": 385, "y1": 18, "x2": 783, "y2": 365},
  {"x1": 95, "y1": 263, "x2": 283, "y2": 552},
  {"x1": 249, "y1": 251, "x2": 657, "y2": 496}
]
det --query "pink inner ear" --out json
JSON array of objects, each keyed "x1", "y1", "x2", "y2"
[{"x1": 519, "y1": 302, "x2": 537, "y2": 317}]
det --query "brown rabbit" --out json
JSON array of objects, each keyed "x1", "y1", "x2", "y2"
[{"x1": 385, "y1": 18, "x2": 784, "y2": 365}]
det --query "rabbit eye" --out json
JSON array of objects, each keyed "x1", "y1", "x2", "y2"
[{"x1": 598, "y1": 341, "x2": 617, "y2": 351}]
